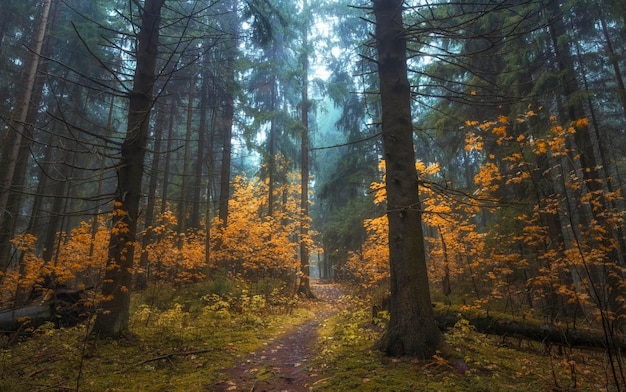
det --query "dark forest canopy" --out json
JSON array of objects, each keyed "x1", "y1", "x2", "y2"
[{"x1": 0, "y1": 0, "x2": 625, "y2": 375}]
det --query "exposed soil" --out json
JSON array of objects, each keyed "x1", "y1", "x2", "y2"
[{"x1": 211, "y1": 281, "x2": 345, "y2": 392}]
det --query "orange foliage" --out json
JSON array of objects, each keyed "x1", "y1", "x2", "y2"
[
  {"x1": 0, "y1": 234, "x2": 44, "y2": 305},
  {"x1": 1, "y1": 171, "x2": 313, "y2": 306},
  {"x1": 351, "y1": 109, "x2": 624, "y2": 325},
  {"x1": 463, "y1": 109, "x2": 626, "y2": 320},
  {"x1": 141, "y1": 209, "x2": 207, "y2": 285},
  {"x1": 54, "y1": 217, "x2": 110, "y2": 286},
  {"x1": 346, "y1": 215, "x2": 389, "y2": 288},
  {"x1": 210, "y1": 174, "x2": 304, "y2": 280},
  {"x1": 347, "y1": 159, "x2": 468, "y2": 291},
  {"x1": 1, "y1": 217, "x2": 110, "y2": 305}
]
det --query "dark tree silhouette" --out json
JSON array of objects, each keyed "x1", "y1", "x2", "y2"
[
  {"x1": 373, "y1": 0, "x2": 441, "y2": 358},
  {"x1": 92, "y1": 0, "x2": 165, "y2": 338}
]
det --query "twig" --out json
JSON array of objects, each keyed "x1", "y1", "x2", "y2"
[
  {"x1": 116, "y1": 348, "x2": 214, "y2": 373},
  {"x1": 34, "y1": 380, "x2": 74, "y2": 391},
  {"x1": 312, "y1": 377, "x2": 333, "y2": 386}
]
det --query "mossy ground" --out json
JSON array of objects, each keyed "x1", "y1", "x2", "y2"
[
  {"x1": 312, "y1": 297, "x2": 618, "y2": 391},
  {"x1": 0, "y1": 281, "x2": 621, "y2": 391},
  {"x1": 0, "y1": 278, "x2": 312, "y2": 391}
]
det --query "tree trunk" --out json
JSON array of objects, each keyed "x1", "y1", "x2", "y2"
[
  {"x1": 434, "y1": 306, "x2": 626, "y2": 352},
  {"x1": 204, "y1": 82, "x2": 219, "y2": 267},
  {"x1": 0, "y1": 0, "x2": 51, "y2": 270},
  {"x1": 27, "y1": 130, "x2": 55, "y2": 253},
  {"x1": 297, "y1": 0, "x2": 313, "y2": 298},
  {"x1": 373, "y1": 0, "x2": 441, "y2": 358},
  {"x1": 179, "y1": 72, "x2": 196, "y2": 238},
  {"x1": 217, "y1": 84, "x2": 233, "y2": 229},
  {"x1": 91, "y1": 0, "x2": 164, "y2": 338},
  {"x1": 137, "y1": 96, "x2": 167, "y2": 290},
  {"x1": 160, "y1": 102, "x2": 176, "y2": 214},
  {"x1": 41, "y1": 158, "x2": 69, "y2": 264},
  {"x1": 267, "y1": 68, "x2": 277, "y2": 218},
  {"x1": 576, "y1": 24, "x2": 626, "y2": 261},
  {"x1": 598, "y1": 10, "x2": 626, "y2": 120},
  {"x1": 191, "y1": 79, "x2": 208, "y2": 229},
  {"x1": 217, "y1": 1, "x2": 237, "y2": 228},
  {"x1": 0, "y1": 288, "x2": 89, "y2": 332},
  {"x1": 546, "y1": 0, "x2": 625, "y2": 319}
]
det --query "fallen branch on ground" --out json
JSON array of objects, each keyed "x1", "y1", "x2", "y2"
[
  {"x1": 433, "y1": 304, "x2": 626, "y2": 351},
  {"x1": 117, "y1": 348, "x2": 215, "y2": 373}
]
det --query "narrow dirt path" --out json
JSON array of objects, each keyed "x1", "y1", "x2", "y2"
[{"x1": 211, "y1": 281, "x2": 344, "y2": 392}]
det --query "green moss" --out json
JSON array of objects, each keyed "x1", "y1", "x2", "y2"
[
  {"x1": 0, "y1": 280, "x2": 310, "y2": 392},
  {"x1": 0, "y1": 286, "x2": 615, "y2": 391},
  {"x1": 311, "y1": 297, "x2": 610, "y2": 392}
]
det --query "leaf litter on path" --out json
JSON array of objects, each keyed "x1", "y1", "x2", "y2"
[{"x1": 211, "y1": 281, "x2": 345, "y2": 392}]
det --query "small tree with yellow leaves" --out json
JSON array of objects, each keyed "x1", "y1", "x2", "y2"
[{"x1": 211, "y1": 174, "x2": 302, "y2": 283}]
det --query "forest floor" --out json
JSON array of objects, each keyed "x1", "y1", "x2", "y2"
[
  {"x1": 0, "y1": 278, "x2": 623, "y2": 391},
  {"x1": 211, "y1": 281, "x2": 344, "y2": 391}
]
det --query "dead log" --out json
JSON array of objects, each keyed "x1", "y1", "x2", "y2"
[
  {"x1": 0, "y1": 288, "x2": 91, "y2": 333},
  {"x1": 0, "y1": 304, "x2": 53, "y2": 332},
  {"x1": 433, "y1": 305, "x2": 626, "y2": 351}
]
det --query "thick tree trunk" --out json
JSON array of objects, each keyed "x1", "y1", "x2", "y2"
[
  {"x1": 91, "y1": 0, "x2": 164, "y2": 338},
  {"x1": 0, "y1": 305, "x2": 53, "y2": 332},
  {"x1": 373, "y1": 0, "x2": 441, "y2": 358}
]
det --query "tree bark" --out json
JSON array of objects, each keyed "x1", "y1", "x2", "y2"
[
  {"x1": 137, "y1": 95, "x2": 167, "y2": 290},
  {"x1": 267, "y1": 65, "x2": 277, "y2": 218},
  {"x1": 217, "y1": 94, "x2": 233, "y2": 228},
  {"x1": 91, "y1": 0, "x2": 164, "y2": 338},
  {"x1": 297, "y1": 0, "x2": 313, "y2": 298},
  {"x1": 217, "y1": 0, "x2": 238, "y2": 228},
  {"x1": 160, "y1": 102, "x2": 176, "y2": 214},
  {"x1": 0, "y1": 288, "x2": 89, "y2": 332},
  {"x1": 0, "y1": 0, "x2": 51, "y2": 270},
  {"x1": 373, "y1": 0, "x2": 441, "y2": 358},
  {"x1": 178, "y1": 71, "x2": 196, "y2": 238},
  {"x1": 191, "y1": 79, "x2": 208, "y2": 229},
  {"x1": 546, "y1": 0, "x2": 625, "y2": 319},
  {"x1": 434, "y1": 306, "x2": 626, "y2": 352}
]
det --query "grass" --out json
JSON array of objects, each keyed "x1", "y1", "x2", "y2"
[{"x1": 0, "y1": 281, "x2": 622, "y2": 391}]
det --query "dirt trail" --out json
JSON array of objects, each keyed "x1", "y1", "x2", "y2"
[{"x1": 211, "y1": 281, "x2": 344, "y2": 392}]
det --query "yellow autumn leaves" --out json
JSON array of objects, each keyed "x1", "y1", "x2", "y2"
[
  {"x1": 347, "y1": 109, "x2": 620, "y2": 319},
  {"x1": 211, "y1": 174, "x2": 306, "y2": 278},
  {"x1": 0, "y1": 171, "x2": 311, "y2": 305}
]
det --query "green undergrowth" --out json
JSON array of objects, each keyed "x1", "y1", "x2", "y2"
[
  {"x1": 1, "y1": 282, "x2": 621, "y2": 391},
  {"x1": 0, "y1": 277, "x2": 311, "y2": 392},
  {"x1": 312, "y1": 296, "x2": 617, "y2": 392}
]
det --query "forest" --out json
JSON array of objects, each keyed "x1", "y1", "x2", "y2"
[{"x1": 1, "y1": 0, "x2": 626, "y2": 390}]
